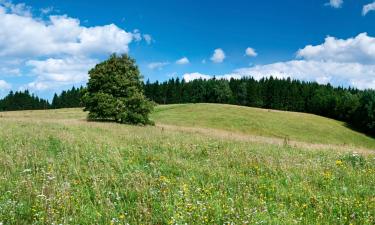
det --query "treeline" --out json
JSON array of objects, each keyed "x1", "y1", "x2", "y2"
[
  {"x1": 0, "y1": 86, "x2": 84, "y2": 111},
  {"x1": 0, "y1": 90, "x2": 49, "y2": 111},
  {"x1": 1, "y1": 77, "x2": 375, "y2": 135},
  {"x1": 144, "y1": 77, "x2": 375, "y2": 135},
  {"x1": 51, "y1": 86, "x2": 85, "y2": 109}
]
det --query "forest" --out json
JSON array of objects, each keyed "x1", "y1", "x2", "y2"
[{"x1": 1, "y1": 77, "x2": 375, "y2": 134}]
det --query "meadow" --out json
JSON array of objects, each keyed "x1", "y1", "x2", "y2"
[{"x1": 0, "y1": 104, "x2": 374, "y2": 224}]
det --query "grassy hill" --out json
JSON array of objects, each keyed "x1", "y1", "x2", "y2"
[
  {"x1": 0, "y1": 105, "x2": 374, "y2": 224},
  {"x1": 152, "y1": 104, "x2": 375, "y2": 149}
]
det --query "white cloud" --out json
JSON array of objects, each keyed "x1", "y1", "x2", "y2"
[
  {"x1": 210, "y1": 48, "x2": 225, "y2": 63},
  {"x1": 297, "y1": 33, "x2": 375, "y2": 64},
  {"x1": 0, "y1": 13, "x2": 133, "y2": 57},
  {"x1": 176, "y1": 57, "x2": 190, "y2": 65},
  {"x1": 0, "y1": 80, "x2": 11, "y2": 90},
  {"x1": 143, "y1": 34, "x2": 153, "y2": 44},
  {"x1": 245, "y1": 47, "x2": 258, "y2": 57},
  {"x1": 25, "y1": 57, "x2": 97, "y2": 90},
  {"x1": 326, "y1": 0, "x2": 343, "y2": 8},
  {"x1": 186, "y1": 33, "x2": 375, "y2": 89},
  {"x1": 363, "y1": 2, "x2": 375, "y2": 16},
  {"x1": 183, "y1": 72, "x2": 212, "y2": 82},
  {"x1": 234, "y1": 61, "x2": 375, "y2": 89},
  {"x1": 0, "y1": 1, "x2": 147, "y2": 92},
  {"x1": 147, "y1": 62, "x2": 169, "y2": 70},
  {"x1": 184, "y1": 61, "x2": 375, "y2": 89}
]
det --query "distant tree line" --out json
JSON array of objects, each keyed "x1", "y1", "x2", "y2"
[
  {"x1": 0, "y1": 90, "x2": 49, "y2": 111},
  {"x1": 144, "y1": 77, "x2": 375, "y2": 135},
  {"x1": 52, "y1": 86, "x2": 85, "y2": 109},
  {"x1": 1, "y1": 77, "x2": 375, "y2": 135},
  {"x1": 0, "y1": 86, "x2": 84, "y2": 111}
]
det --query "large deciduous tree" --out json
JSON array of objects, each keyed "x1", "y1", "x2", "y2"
[{"x1": 83, "y1": 54, "x2": 154, "y2": 125}]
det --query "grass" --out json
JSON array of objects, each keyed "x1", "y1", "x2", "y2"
[
  {"x1": 0, "y1": 105, "x2": 374, "y2": 224},
  {"x1": 152, "y1": 104, "x2": 375, "y2": 149}
]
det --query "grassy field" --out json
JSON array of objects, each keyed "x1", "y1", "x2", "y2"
[
  {"x1": 0, "y1": 105, "x2": 374, "y2": 224},
  {"x1": 152, "y1": 104, "x2": 375, "y2": 150}
]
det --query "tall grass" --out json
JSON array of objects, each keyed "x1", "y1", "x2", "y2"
[{"x1": 0, "y1": 107, "x2": 374, "y2": 224}]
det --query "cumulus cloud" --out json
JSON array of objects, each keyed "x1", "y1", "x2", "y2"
[
  {"x1": 0, "y1": 13, "x2": 133, "y2": 57},
  {"x1": 326, "y1": 0, "x2": 343, "y2": 8},
  {"x1": 245, "y1": 47, "x2": 257, "y2": 57},
  {"x1": 0, "y1": 1, "x2": 149, "y2": 92},
  {"x1": 26, "y1": 57, "x2": 97, "y2": 90},
  {"x1": 297, "y1": 33, "x2": 375, "y2": 64},
  {"x1": 148, "y1": 62, "x2": 169, "y2": 70},
  {"x1": 363, "y1": 2, "x2": 375, "y2": 16},
  {"x1": 210, "y1": 48, "x2": 225, "y2": 63},
  {"x1": 234, "y1": 61, "x2": 375, "y2": 89},
  {"x1": 176, "y1": 57, "x2": 190, "y2": 65},
  {"x1": 186, "y1": 33, "x2": 375, "y2": 89}
]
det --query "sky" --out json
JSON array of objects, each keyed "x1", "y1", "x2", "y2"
[{"x1": 1, "y1": 0, "x2": 375, "y2": 99}]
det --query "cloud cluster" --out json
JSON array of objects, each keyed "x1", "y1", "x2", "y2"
[
  {"x1": 0, "y1": 14, "x2": 133, "y2": 57},
  {"x1": 0, "y1": 0, "x2": 150, "y2": 92},
  {"x1": 185, "y1": 33, "x2": 375, "y2": 89},
  {"x1": 297, "y1": 33, "x2": 375, "y2": 64},
  {"x1": 25, "y1": 57, "x2": 97, "y2": 90}
]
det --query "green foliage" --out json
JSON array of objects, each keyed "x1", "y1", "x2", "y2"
[
  {"x1": 51, "y1": 86, "x2": 85, "y2": 109},
  {"x1": 0, "y1": 90, "x2": 49, "y2": 111},
  {"x1": 83, "y1": 54, "x2": 154, "y2": 125},
  {"x1": 352, "y1": 91, "x2": 375, "y2": 134}
]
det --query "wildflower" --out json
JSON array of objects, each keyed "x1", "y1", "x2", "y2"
[
  {"x1": 119, "y1": 214, "x2": 125, "y2": 219},
  {"x1": 336, "y1": 160, "x2": 343, "y2": 166}
]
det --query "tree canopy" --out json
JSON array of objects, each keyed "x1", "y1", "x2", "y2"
[{"x1": 83, "y1": 54, "x2": 154, "y2": 125}]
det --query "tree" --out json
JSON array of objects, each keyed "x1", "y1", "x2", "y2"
[{"x1": 83, "y1": 54, "x2": 154, "y2": 125}]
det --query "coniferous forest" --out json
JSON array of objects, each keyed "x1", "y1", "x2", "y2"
[{"x1": 1, "y1": 77, "x2": 375, "y2": 135}]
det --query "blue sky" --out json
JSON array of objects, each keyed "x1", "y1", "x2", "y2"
[{"x1": 1, "y1": 0, "x2": 375, "y2": 99}]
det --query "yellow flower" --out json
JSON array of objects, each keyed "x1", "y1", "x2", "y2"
[
  {"x1": 336, "y1": 160, "x2": 343, "y2": 166},
  {"x1": 119, "y1": 214, "x2": 125, "y2": 219}
]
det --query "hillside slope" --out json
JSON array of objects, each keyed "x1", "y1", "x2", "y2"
[{"x1": 152, "y1": 104, "x2": 375, "y2": 149}]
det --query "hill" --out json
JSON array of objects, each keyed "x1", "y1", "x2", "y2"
[
  {"x1": 0, "y1": 105, "x2": 374, "y2": 224},
  {"x1": 152, "y1": 104, "x2": 375, "y2": 150}
]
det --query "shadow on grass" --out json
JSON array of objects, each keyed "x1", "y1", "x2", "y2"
[
  {"x1": 86, "y1": 118, "x2": 155, "y2": 126},
  {"x1": 344, "y1": 122, "x2": 375, "y2": 139}
]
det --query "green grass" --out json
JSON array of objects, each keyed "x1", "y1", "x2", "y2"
[
  {"x1": 0, "y1": 105, "x2": 374, "y2": 224},
  {"x1": 152, "y1": 104, "x2": 375, "y2": 149}
]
